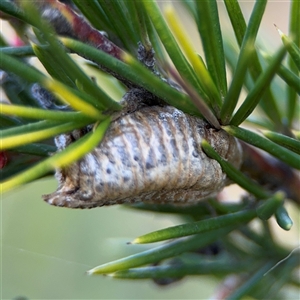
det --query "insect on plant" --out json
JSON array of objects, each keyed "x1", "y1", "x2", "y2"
[
  {"x1": 43, "y1": 104, "x2": 242, "y2": 208},
  {"x1": 0, "y1": 0, "x2": 299, "y2": 299}
]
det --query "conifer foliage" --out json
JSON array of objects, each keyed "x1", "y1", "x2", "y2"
[{"x1": 0, "y1": 1, "x2": 299, "y2": 298}]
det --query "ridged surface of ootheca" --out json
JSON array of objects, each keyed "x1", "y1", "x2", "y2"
[{"x1": 43, "y1": 106, "x2": 242, "y2": 208}]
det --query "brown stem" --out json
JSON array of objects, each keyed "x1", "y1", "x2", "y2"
[
  {"x1": 43, "y1": 0, "x2": 125, "y2": 60},
  {"x1": 241, "y1": 142, "x2": 300, "y2": 205}
]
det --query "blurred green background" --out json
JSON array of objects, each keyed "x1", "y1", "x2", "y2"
[{"x1": 2, "y1": 178, "x2": 217, "y2": 299}]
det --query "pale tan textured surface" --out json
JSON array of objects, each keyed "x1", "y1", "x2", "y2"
[{"x1": 43, "y1": 106, "x2": 242, "y2": 208}]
